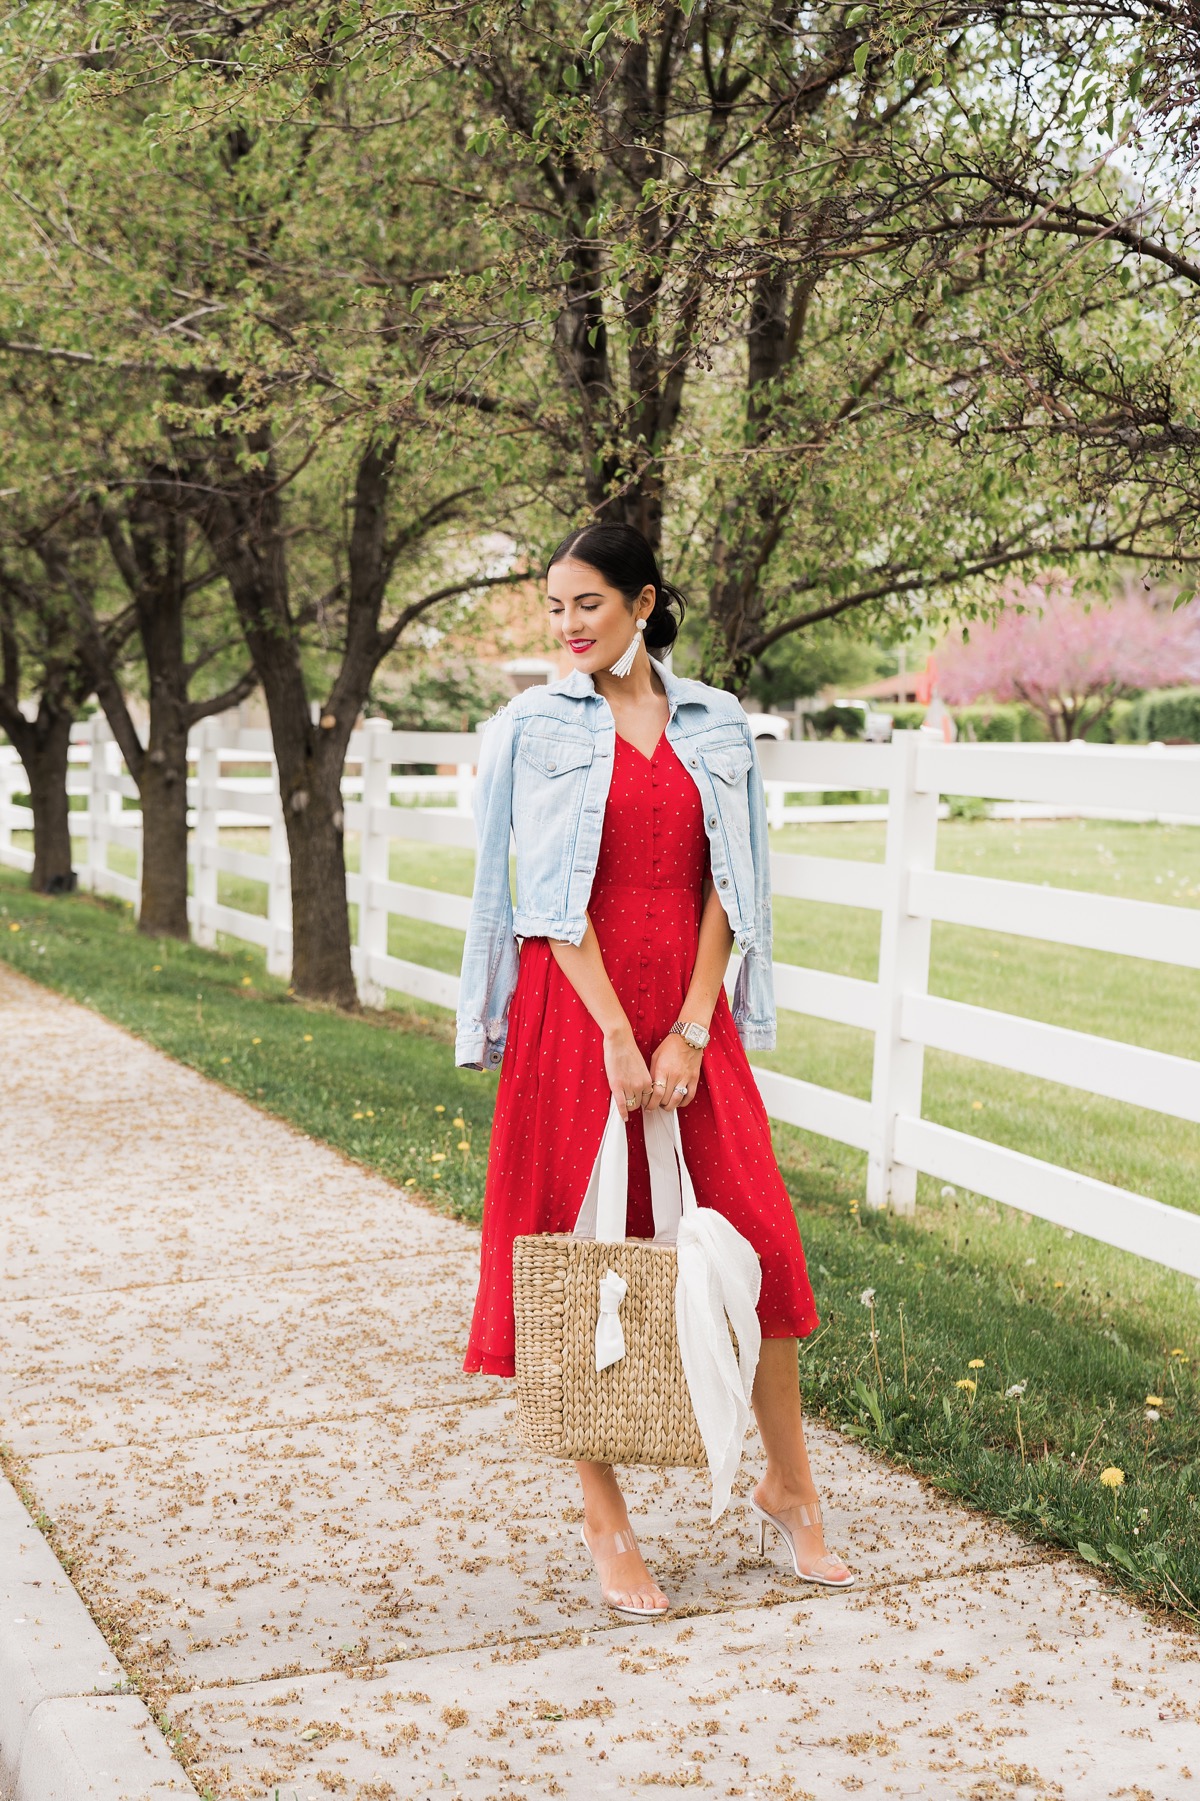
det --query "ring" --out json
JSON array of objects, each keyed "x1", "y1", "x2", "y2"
[
  {"x1": 654, "y1": 1079, "x2": 666, "y2": 1089},
  {"x1": 673, "y1": 1083, "x2": 688, "y2": 1097},
  {"x1": 625, "y1": 1095, "x2": 638, "y2": 1108}
]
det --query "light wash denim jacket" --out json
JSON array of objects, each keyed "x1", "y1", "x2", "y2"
[{"x1": 454, "y1": 658, "x2": 776, "y2": 1069}]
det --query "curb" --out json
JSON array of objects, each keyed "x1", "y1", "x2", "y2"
[{"x1": 0, "y1": 1477, "x2": 194, "y2": 1799}]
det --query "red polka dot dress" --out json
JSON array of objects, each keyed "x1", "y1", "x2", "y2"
[{"x1": 463, "y1": 731, "x2": 818, "y2": 1378}]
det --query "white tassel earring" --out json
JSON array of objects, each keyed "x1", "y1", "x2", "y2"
[{"x1": 609, "y1": 616, "x2": 647, "y2": 678}]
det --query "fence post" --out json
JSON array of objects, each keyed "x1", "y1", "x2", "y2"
[
  {"x1": 85, "y1": 713, "x2": 109, "y2": 894},
  {"x1": 0, "y1": 749, "x2": 12, "y2": 868},
  {"x1": 865, "y1": 731, "x2": 939, "y2": 1217},
  {"x1": 455, "y1": 758, "x2": 473, "y2": 814},
  {"x1": 193, "y1": 717, "x2": 220, "y2": 948},
  {"x1": 266, "y1": 756, "x2": 292, "y2": 980},
  {"x1": 356, "y1": 717, "x2": 392, "y2": 1008}
]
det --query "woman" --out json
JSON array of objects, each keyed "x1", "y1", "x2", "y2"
[{"x1": 455, "y1": 522, "x2": 852, "y2": 1617}]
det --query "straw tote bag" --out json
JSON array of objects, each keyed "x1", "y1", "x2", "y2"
[{"x1": 512, "y1": 1099, "x2": 763, "y2": 1501}]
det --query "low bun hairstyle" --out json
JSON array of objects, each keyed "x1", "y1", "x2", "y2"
[{"x1": 547, "y1": 522, "x2": 686, "y2": 653}]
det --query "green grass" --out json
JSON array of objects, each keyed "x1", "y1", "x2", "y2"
[{"x1": 3, "y1": 815, "x2": 1200, "y2": 1626}]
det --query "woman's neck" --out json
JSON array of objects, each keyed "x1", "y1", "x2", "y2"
[{"x1": 591, "y1": 648, "x2": 664, "y2": 709}]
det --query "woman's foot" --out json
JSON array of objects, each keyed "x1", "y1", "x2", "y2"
[
  {"x1": 751, "y1": 1480, "x2": 854, "y2": 1588},
  {"x1": 581, "y1": 1519, "x2": 670, "y2": 1619}
]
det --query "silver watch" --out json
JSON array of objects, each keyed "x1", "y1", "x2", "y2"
[{"x1": 670, "y1": 1019, "x2": 710, "y2": 1051}]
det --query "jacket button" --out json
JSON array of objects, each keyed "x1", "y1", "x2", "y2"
[
  {"x1": 689, "y1": 757, "x2": 698, "y2": 767},
  {"x1": 707, "y1": 816, "x2": 716, "y2": 827},
  {"x1": 548, "y1": 762, "x2": 557, "y2": 771},
  {"x1": 719, "y1": 878, "x2": 728, "y2": 888}
]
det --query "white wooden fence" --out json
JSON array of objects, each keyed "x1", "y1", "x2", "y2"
[{"x1": 2, "y1": 716, "x2": 1199, "y2": 1279}]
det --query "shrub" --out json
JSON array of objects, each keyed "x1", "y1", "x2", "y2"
[
  {"x1": 1127, "y1": 686, "x2": 1200, "y2": 744},
  {"x1": 889, "y1": 703, "x2": 1045, "y2": 740},
  {"x1": 810, "y1": 704, "x2": 865, "y2": 738}
]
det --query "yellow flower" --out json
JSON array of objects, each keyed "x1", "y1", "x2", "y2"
[
  {"x1": 971, "y1": 1100, "x2": 983, "y2": 1110},
  {"x1": 430, "y1": 1152, "x2": 446, "y2": 1162},
  {"x1": 252, "y1": 1037, "x2": 261, "y2": 1045},
  {"x1": 434, "y1": 1104, "x2": 446, "y2": 1113},
  {"x1": 241, "y1": 976, "x2": 252, "y2": 987},
  {"x1": 302, "y1": 1033, "x2": 313, "y2": 1042},
  {"x1": 457, "y1": 1140, "x2": 470, "y2": 1151},
  {"x1": 955, "y1": 1379, "x2": 977, "y2": 1395},
  {"x1": 453, "y1": 1117, "x2": 465, "y2": 1129},
  {"x1": 404, "y1": 1178, "x2": 416, "y2": 1187},
  {"x1": 1099, "y1": 1467, "x2": 1125, "y2": 1489},
  {"x1": 365, "y1": 1109, "x2": 374, "y2": 1118},
  {"x1": 220, "y1": 1056, "x2": 231, "y2": 1065},
  {"x1": 1170, "y1": 1348, "x2": 1187, "y2": 1358},
  {"x1": 353, "y1": 1112, "x2": 364, "y2": 1120},
  {"x1": 1145, "y1": 1395, "x2": 1164, "y2": 1407},
  {"x1": 1054, "y1": 1281, "x2": 1065, "y2": 1289},
  {"x1": 968, "y1": 1359, "x2": 985, "y2": 1369},
  {"x1": 152, "y1": 964, "x2": 162, "y2": 972},
  {"x1": 8, "y1": 922, "x2": 20, "y2": 932}
]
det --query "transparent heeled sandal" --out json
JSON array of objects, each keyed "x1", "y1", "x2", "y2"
[
  {"x1": 580, "y1": 1524, "x2": 670, "y2": 1619},
  {"x1": 749, "y1": 1498, "x2": 855, "y2": 1589}
]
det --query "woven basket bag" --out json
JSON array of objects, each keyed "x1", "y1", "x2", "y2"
[{"x1": 513, "y1": 1100, "x2": 759, "y2": 1469}]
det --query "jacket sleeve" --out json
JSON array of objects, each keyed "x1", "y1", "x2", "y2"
[
  {"x1": 730, "y1": 721, "x2": 777, "y2": 1052},
  {"x1": 455, "y1": 707, "x2": 521, "y2": 1070}
]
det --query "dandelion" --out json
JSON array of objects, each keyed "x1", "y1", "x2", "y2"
[
  {"x1": 353, "y1": 1112, "x2": 365, "y2": 1121},
  {"x1": 152, "y1": 964, "x2": 162, "y2": 972},
  {"x1": 241, "y1": 976, "x2": 252, "y2": 987},
  {"x1": 303, "y1": 1033, "x2": 313, "y2": 1042},
  {"x1": 404, "y1": 1178, "x2": 417, "y2": 1187},
  {"x1": 1099, "y1": 1467, "x2": 1125, "y2": 1489},
  {"x1": 453, "y1": 1117, "x2": 466, "y2": 1129},
  {"x1": 434, "y1": 1104, "x2": 446, "y2": 1113},
  {"x1": 430, "y1": 1152, "x2": 446, "y2": 1162},
  {"x1": 859, "y1": 1288, "x2": 876, "y2": 1308},
  {"x1": 7, "y1": 922, "x2": 19, "y2": 932},
  {"x1": 1170, "y1": 1348, "x2": 1186, "y2": 1357},
  {"x1": 940, "y1": 1185, "x2": 956, "y2": 1199},
  {"x1": 968, "y1": 1358, "x2": 985, "y2": 1369},
  {"x1": 1145, "y1": 1395, "x2": 1164, "y2": 1407},
  {"x1": 365, "y1": 1109, "x2": 374, "y2": 1118},
  {"x1": 955, "y1": 1378, "x2": 977, "y2": 1395},
  {"x1": 252, "y1": 1037, "x2": 261, "y2": 1045},
  {"x1": 457, "y1": 1140, "x2": 470, "y2": 1151},
  {"x1": 220, "y1": 1056, "x2": 231, "y2": 1065},
  {"x1": 1004, "y1": 1382, "x2": 1027, "y2": 1400},
  {"x1": 971, "y1": 1100, "x2": 983, "y2": 1111},
  {"x1": 1054, "y1": 1280, "x2": 1065, "y2": 1290},
  {"x1": 1145, "y1": 1409, "x2": 1161, "y2": 1422}
]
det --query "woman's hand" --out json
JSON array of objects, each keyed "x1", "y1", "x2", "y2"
[
  {"x1": 647, "y1": 1034, "x2": 703, "y2": 1111},
  {"x1": 604, "y1": 1026, "x2": 655, "y2": 1122}
]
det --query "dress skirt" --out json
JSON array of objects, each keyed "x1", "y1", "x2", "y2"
[{"x1": 463, "y1": 730, "x2": 819, "y2": 1378}]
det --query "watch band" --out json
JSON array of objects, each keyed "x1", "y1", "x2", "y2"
[{"x1": 670, "y1": 1019, "x2": 710, "y2": 1050}]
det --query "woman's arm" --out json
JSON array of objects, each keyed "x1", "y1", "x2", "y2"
[
  {"x1": 648, "y1": 879, "x2": 735, "y2": 1109},
  {"x1": 548, "y1": 921, "x2": 656, "y2": 1121}
]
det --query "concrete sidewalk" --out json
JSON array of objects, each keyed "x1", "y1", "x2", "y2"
[{"x1": 1, "y1": 961, "x2": 1199, "y2": 1801}]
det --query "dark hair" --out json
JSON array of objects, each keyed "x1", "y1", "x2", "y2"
[{"x1": 547, "y1": 522, "x2": 686, "y2": 652}]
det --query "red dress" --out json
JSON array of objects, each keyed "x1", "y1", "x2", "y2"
[{"x1": 463, "y1": 731, "x2": 818, "y2": 1378}]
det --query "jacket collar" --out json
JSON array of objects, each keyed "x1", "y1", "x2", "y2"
[{"x1": 547, "y1": 656, "x2": 706, "y2": 717}]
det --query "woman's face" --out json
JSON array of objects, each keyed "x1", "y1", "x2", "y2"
[{"x1": 546, "y1": 557, "x2": 654, "y2": 675}]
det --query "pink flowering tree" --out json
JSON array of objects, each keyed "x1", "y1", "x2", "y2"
[{"x1": 937, "y1": 578, "x2": 1200, "y2": 741}]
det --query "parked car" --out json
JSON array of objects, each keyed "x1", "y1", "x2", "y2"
[
  {"x1": 830, "y1": 699, "x2": 894, "y2": 742},
  {"x1": 742, "y1": 710, "x2": 792, "y2": 741}
]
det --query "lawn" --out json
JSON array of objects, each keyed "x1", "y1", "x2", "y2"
[{"x1": 2, "y1": 812, "x2": 1199, "y2": 1625}]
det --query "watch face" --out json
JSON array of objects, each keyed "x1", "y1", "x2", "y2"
[{"x1": 685, "y1": 1024, "x2": 707, "y2": 1048}]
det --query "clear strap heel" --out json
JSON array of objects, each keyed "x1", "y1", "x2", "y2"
[
  {"x1": 580, "y1": 1523, "x2": 670, "y2": 1619},
  {"x1": 749, "y1": 1498, "x2": 855, "y2": 1588}
]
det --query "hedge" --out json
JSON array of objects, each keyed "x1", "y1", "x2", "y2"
[{"x1": 1127, "y1": 687, "x2": 1200, "y2": 744}]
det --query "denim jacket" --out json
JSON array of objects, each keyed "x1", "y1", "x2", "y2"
[{"x1": 454, "y1": 657, "x2": 776, "y2": 1069}]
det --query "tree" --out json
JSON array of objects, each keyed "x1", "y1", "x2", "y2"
[
  {"x1": 937, "y1": 576, "x2": 1200, "y2": 740},
  {"x1": 0, "y1": 551, "x2": 133, "y2": 893}
]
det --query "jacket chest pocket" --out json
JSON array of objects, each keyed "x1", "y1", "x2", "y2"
[
  {"x1": 701, "y1": 741, "x2": 753, "y2": 785},
  {"x1": 514, "y1": 730, "x2": 595, "y2": 833},
  {"x1": 517, "y1": 731, "x2": 594, "y2": 779}
]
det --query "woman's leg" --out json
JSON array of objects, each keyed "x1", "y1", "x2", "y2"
[
  {"x1": 576, "y1": 1459, "x2": 669, "y2": 1611},
  {"x1": 750, "y1": 1338, "x2": 851, "y2": 1580}
]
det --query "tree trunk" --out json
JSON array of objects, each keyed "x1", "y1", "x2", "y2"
[
  {"x1": 278, "y1": 736, "x2": 357, "y2": 1008},
  {"x1": 24, "y1": 713, "x2": 75, "y2": 894},
  {"x1": 137, "y1": 731, "x2": 190, "y2": 938}
]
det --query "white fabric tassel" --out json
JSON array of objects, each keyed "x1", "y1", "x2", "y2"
[
  {"x1": 608, "y1": 623, "x2": 644, "y2": 677},
  {"x1": 595, "y1": 1268, "x2": 628, "y2": 1371}
]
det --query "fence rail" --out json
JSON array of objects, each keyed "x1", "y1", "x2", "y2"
[{"x1": 2, "y1": 716, "x2": 1199, "y2": 1279}]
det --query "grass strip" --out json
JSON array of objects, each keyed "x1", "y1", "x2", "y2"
[{"x1": 1, "y1": 865, "x2": 1197, "y2": 1629}]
